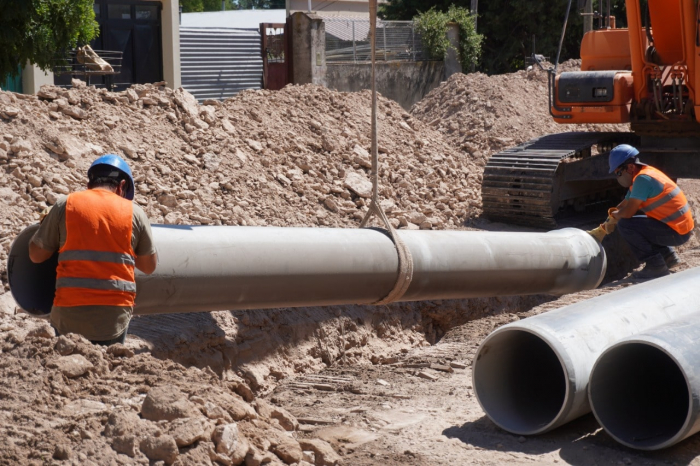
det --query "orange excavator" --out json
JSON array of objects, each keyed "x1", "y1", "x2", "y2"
[{"x1": 481, "y1": 0, "x2": 700, "y2": 227}]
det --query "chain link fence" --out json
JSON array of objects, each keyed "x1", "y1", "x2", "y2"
[{"x1": 324, "y1": 19, "x2": 427, "y2": 63}]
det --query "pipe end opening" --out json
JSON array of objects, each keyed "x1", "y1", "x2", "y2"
[
  {"x1": 474, "y1": 329, "x2": 567, "y2": 435},
  {"x1": 8, "y1": 224, "x2": 55, "y2": 316},
  {"x1": 590, "y1": 343, "x2": 689, "y2": 450}
]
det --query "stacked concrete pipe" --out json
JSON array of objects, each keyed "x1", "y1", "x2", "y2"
[
  {"x1": 473, "y1": 267, "x2": 700, "y2": 436},
  {"x1": 589, "y1": 313, "x2": 700, "y2": 450},
  {"x1": 8, "y1": 224, "x2": 605, "y2": 316}
]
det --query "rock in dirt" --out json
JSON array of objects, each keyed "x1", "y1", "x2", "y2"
[
  {"x1": 54, "y1": 335, "x2": 76, "y2": 355},
  {"x1": 61, "y1": 105, "x2": 88, "y2": 120},
  {"x1": 253, "y1": 399, "x2": 298, "y2": 432},
  {"x1": 111, "y1": 435, "x2": 139, "y2": 457},
  {"x1": 343, "y1": 172, "x2": 372, "y2": 198},
  {"x1": 26, "y1": 323, "x2": 54, "y2": 338},
  {"x1": 104, "y1": 410, "x2": 143, "y2": 438},
  {"x1": 212, "y1": 423, "x2": 249, "y2": 462},
  {"x1": 106, "y1": 343, "x2": 134, "y2": 358},
  {"x1": 46, "y1": 354, "x2": 93, "y2": 378},
  {"x1": 53, "y1": 444, "x2": 72, "y2": 460},
  {"x1": 244, "y1": 448, "x2": 279, "y2": 466},
  {"x1": 174, "y1": 442, "x2": 215, "y2": 465},
  {"x1": 169, "y1": 417, "x2": 215, "y2": 447},
  {"x1": 270, "y1": 435, "x2": 303, "y2": 464},
  {"x1": 298, "y1": 438, "x2": 342, "y2": 466},
  {"x1": 141, "y1": 386, "x2": 199, "y2": 421},
  {"x1": 140, "y1": 434, "x2": 179, "y2": 464}
]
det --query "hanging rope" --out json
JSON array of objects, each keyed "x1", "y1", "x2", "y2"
[{"x1": 359, "y1": 0, "x2": 414, "y2": 305}]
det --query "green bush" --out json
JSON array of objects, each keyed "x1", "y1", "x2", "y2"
[
  {"x1": 414, "y1": 8, "x2": 451, "y2": 61},
  {"x1": 448, "y1": 6, "x2": 482, "y2": 70},
  {"x1": 413, "y1": 6, "x2": 483, "y2": 69}
]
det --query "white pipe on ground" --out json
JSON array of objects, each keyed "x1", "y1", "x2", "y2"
[
  {"x1": 589, "y1": 313, "x2": 700, "y2": 450},
  {"x1": 8, "y1": 224, "x2": 605, "y2": 316},
  {"x1": 473, "y1": 267, "x2": 700, "y2": 435}
]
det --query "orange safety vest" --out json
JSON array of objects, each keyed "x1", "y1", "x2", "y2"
[
  {"x1": 54, "y1": 189, "x2": 136, "y2": 308},
  {"x1": 633, "y1": 166, "x2": 695, "y2": 235}
]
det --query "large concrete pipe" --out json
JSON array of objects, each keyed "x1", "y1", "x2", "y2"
[
  {"x1": 8, "y1": 224, "x2": 605, "y2": 316},
  {"x1": 473, "y1": 267, "x2": 700, "y2": 436},
  {"x1": 589, "y1": 313, "x2": 700, "y2": 450}
]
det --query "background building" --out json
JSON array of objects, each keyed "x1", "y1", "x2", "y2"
[{"x1": 23, "y1": 0, "x2": 180, "y2": 94}]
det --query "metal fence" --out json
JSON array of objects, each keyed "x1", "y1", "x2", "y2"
[
  {"x1": 180, "y1": 27, "x2": 263, "y2": 102},
  {"x1": 324, "y1": 19, "x2": 427, "y2": 63}
]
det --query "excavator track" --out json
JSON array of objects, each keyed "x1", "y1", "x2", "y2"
[{"x1": 481, "y1": 132, "x2": 637, "y2": 229}]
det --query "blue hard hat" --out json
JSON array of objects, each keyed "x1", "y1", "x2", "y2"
[
  {"x1": 608, "y1": 144, "x2": 640, "y2": 174},
  {"x1": 88, "y1": 154, "x2": 135, "y2": 200}
]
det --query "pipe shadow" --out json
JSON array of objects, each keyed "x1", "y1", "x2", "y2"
[
  {"x1": 127, "y1": 311, "x2": 230, "y2": 370},
  {"x1": 442, "y1": 414, "x2": 601, "y2": 456},
  {"x1": 126, "y1": 300, "x2": 427, "y2": 384},
  {"x1": 444, "y1": 414, "x2": 700, "y2": 465}
]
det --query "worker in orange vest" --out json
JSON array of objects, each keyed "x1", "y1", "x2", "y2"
[
  {"x1": 601, "y1": 144, "x2": 695, "y2": 280},
  {"x1": 28, "y1": 155, "x2": 157, "y2": 345}
]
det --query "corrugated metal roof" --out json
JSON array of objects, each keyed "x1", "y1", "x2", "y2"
[{"x1": 180, "y1": 28, "x2": 263, "y2": 101}]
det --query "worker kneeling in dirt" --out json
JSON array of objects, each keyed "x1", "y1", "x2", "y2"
[
  {"x1": 607, "y1": 144, "x2": 694, "y2": 279},
  {"x1": 27, "y1": 155, "x2": 157, "y2": 345}
]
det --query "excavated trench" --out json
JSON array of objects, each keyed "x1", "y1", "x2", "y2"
[{"x1": 123, "y1": 228, "x2": 635, "y2": 395}]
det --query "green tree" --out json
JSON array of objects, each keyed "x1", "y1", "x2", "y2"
[
  {"x1": 381, "y1": 0, "x2": 626, "y2": 74},
  {"x1": 180, "y1": 0, "x2": 222, "y2": 13},
  {"x1": 0, "y1": 0, "x2": 99, "y2": 79}
]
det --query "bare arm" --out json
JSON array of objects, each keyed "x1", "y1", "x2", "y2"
[
  {"x1": 135, "y1": 253, "x2": 157, "y2": 275},
  {"x1": 28, "y1": 240, "x2": 55, "y2": 264},
  {"x1": 612, "y1": 198, "x2": 643, "y2": 220}
]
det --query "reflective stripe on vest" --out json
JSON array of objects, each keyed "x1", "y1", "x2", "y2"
[
  {"x1": 54, "y1": 189, "x2": 136, "y2": 308},
  {"x1": 660, "y1": 203, "x2": 691, "y2": 223},
  {"x1": 58, "y1": 250, "x2": 136, "y2": 266},
  {"x1": 56, "y1": 277, "x2": 137, "y2": 293},
  {"x1": 633, "y1": 166, "x2": 695, "y2": 235},
  {"x1": 640, "y1": 186, "x2": 681, "y2": 214}
]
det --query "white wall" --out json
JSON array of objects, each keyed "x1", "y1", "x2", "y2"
[{"x1": 22, "y1": 64, "x2": 54, "y2": 95}]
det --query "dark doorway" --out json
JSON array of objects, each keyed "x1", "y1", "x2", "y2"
[
  {"x1": 55, "y1": 0, "x2": 163, "y2": 90},
  {"x1": 261, "y1": 22, "x2": 290, "y2": 91}
]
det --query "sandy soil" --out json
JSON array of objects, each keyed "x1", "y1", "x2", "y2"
[{"x1": 1, "y1": 66, "x2": 700, "y2": 465}]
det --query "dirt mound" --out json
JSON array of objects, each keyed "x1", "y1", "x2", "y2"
[
  {"x1": 410, "y1": 59, "x2": 628, "y2": 167},
  {"x1": 0, "y1": 80, "x2": 487, "y2": 465},
  {"x1": 0, "y1": 317, "x2": 339, "y2": 465},
  {"x1": 0, "y1": 82, "x2": 482, "y2": 292}
]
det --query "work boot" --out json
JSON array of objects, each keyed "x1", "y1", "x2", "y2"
[
  {"x1": 663, "y1": 251, "x2": 682, "y2": 270},
  {"x1": 632, "y1": 263, "x2": 670, "y2": 280}
]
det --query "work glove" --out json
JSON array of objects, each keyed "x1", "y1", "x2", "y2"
[
  {"x1": 602, "y1": 207, "x2": 619, "y2": 234},
  {"x1": 587, "y1": 225, "x2": 608, "y2": 242},
  {"x1": 587, "y1": 208, "x2": 619, "y2": 242}
]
